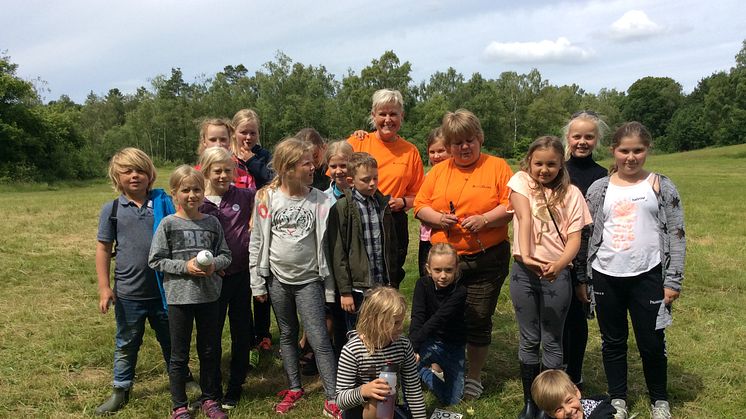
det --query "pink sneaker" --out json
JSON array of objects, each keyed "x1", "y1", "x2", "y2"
[
  {"x1": 275, "y1": 389, "x2": 304, "y2": 414},
  {"x1": 323, "y1": 399, "x2": 342, "y2": 419},
  {"x1": 200, "y1": 399, "x2": 227, "y2": 419},
  {"x1": 171, "y1": 406, "x2": 192, "y2": 419}
]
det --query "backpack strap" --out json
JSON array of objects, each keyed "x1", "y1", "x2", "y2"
[{"x1": 109, "y1": 198, "x2": 119, "y2": 257}]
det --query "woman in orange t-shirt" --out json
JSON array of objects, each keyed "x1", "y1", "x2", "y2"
[
  {"x1": 413, "y1": 109, "x2": 513, "y2": 400},
  {"x1": 347, "y1": 89, "x2": 424, "y2": 289}
]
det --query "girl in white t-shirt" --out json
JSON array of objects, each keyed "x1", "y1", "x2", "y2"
[
  {"x1": 507, "y1": 136, "x2": 592, "y2": 419},
  {"x1": 583, "y1": 122, "x2": 685, "y2": 419},
  {"x1": 248, "y1": 137, "x2": 341, "y2": 417}
]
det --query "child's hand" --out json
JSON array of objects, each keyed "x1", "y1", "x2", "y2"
[
  {"x1": 187, "y1": 258, "x2": 208, "y2": 276},
  {"x1": 519, "y1": 256, "x2": 544, "y2": 277},
  {"x1": 388, "y1": 197, "x2": 405, "y2": 212},
  {"x1": 360, "y1": 378, "x2": 391, "y2": 401},
  {"x1": 353, "y1": 130, "x2": 367, "y2": 140},
  {"x1": 254, "y1": 294, "x2": 268, "y2": 303},
  {"x1": 98, "y1": 288, "x2": 115, "y2": 314},
  {"x1": 663, "y1": 288, "x2": 680, "y2": 305},
  {"x1": 541, "y1": 261, "x2": 565, "y2": 281},
  {"x1": 575, "y1": 283, "x2": 591, "y2": 303},
  {"x1": 340, "y1": 294, "x2": 356, "y2": 313}
]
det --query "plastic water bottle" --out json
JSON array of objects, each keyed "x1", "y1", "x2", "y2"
[
  {"x1": 196, "y1": 250, "x2": 214, "y2": 270},
  {"x1": 376, "y1": 363, "x2": 397, "y2": 419}
]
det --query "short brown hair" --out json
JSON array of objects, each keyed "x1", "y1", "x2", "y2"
[
  {"x1": 531, "y1": 370, "x2": 577, "y2": 414},
  {"x1": 441, "y1": 109, "x2": 484, "y2": 147},
  {"x1": 347, "y1": 152, "x2": 378, "y2": 179}
]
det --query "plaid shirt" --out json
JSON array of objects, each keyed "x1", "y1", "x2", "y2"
[{"x1": 352, "y1": 189, "x2": 387, "y2": 286}]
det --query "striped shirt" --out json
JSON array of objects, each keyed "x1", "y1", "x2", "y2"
[{"x1": 335, "y1": 332, "x2": 426, "y2": 419}]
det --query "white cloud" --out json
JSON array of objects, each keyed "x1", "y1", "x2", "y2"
[
  {"x1": 609, "y1": 10, "x2": 666, "y2": 41},
  {"x1": 483, "y1": 37, "x2": 594, "y2": 64}
]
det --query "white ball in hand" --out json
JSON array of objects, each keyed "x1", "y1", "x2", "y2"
[{"x1": 196, "y1": 250, "x2": 214, "y2": 268}]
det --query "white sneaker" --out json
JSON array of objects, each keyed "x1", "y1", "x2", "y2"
[
  {"x1": 651, "y1": 400, "x2": 672, "y2": 419},
  {"x1": 611, "y1": 399, "x2": 629, "y2": 419}
]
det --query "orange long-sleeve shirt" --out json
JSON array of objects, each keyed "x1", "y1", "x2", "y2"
[
  {"x1": 414, "y1": 154, "x2": 513, "y2": 255},
  {"x1": 347, "y1": 132, "x2": 424, "y2": 199}
]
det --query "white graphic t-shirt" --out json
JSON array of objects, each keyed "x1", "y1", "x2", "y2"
[
  {"x1": 592, "y1": 174, "x2": 660, "y2": 276},
  {"x1": 268, "y1": 190, "x2": 319, "y2": 283}
]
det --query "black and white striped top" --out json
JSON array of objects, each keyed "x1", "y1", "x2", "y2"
[{"x1": 335, "y1": 332, "x2": 427, "y2": 419}]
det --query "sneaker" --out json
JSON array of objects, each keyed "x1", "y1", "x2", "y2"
[
  {"x1": 611, "y1": 399, "x2": 629, "y2": 419},
  {"x1": 323, "y1": 400, "x2": 342, "y2": 419},
  {"x1": 651, "y1": 400, "x2": 672, "y2": 419},
  {"x1": 222, "y1": 386, "x2": 241, "y2": 410},
  {"x1": 201, "y1": 399, "x2": 227, "y2": 419},
  {"x1": 249, "y1": 349, "x2": 260, "y2": 369},
  {"x1": 171, "y1": 406, "x2": 192, "y2": 419},
  {"x1": 431, "y1": 368, "x2": 445, "y2": 382},
  {"x1": 258, "y1": 337, "x2": 273, "y2": 351},
  {"x1": 275, "y1": 388, "x2": 304, "y2": 414}
]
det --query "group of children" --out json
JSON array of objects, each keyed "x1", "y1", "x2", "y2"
[{"x1": 96, "y1": 106, "x2": 685, "y2": 419}]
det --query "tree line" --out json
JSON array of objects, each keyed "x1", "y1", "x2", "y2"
[{"x1": 1, "y1": 41, "x2": 745, "y2": 182}]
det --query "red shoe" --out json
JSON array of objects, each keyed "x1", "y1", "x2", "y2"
[
  {"x1": 258, "y1": 337, "x2": 272, "y2": 351},
  {"x1": 323, "y1": 399, "x2": 342, "y2": 419},
  {"x1": 274, "y1": 389, "x2": 304, "y2": 414}
]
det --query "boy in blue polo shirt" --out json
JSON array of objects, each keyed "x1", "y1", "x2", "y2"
[{"x1": 95, "y1": 148, "x2": 195, "y2": 414}]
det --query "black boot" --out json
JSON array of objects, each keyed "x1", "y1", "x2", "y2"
[
  {"x1": 95, "y1": 387, "x2": 129, "y2": 415},
  {"x1": 517, "y1": 363, "x2": 541, "y2": 419}
]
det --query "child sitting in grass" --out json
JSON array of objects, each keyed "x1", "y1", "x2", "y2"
[{"x1": 532, "y1": 370, "x2": 616, "y2": 419}]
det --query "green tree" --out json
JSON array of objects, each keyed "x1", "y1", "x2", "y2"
[{"x1": 622, "y1": 76, "x2": 683, "y2": 140}]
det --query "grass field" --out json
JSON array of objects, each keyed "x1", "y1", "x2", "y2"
[{"x1": 1, "y1": 144, "x2": 745, "y2": 418}]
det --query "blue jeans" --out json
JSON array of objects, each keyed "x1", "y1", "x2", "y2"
[
  {"x1": 113, "y1": 297, "x2": 171, "y2": 389},
  {"x1": 418, "y1": 339, "x2": 465, "y2": 405}
]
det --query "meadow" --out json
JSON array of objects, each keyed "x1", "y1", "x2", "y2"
[{"x1": 0, "y1": 144, "x2": 745, "y2": 418}]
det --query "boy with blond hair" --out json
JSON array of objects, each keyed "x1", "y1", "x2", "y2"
[
  {"x1": 532, "y1": 370, "x2": 616, "y2": 419},
  {"x1": 327, "y1": 152, "x2": 398, "y2": 330},
  {"x1": 95, "y1": 148, "x2": 196, "y2": 414}
]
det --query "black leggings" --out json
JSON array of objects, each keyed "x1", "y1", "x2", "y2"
[
  {"x1": 593, "y1": 265, "x2": 667, "y2": 403},
  {"x1": 390, "y1": 210, "x2": 409, "y2": 289}
]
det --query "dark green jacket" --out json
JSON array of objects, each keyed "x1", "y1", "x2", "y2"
[{"x1": 326, "y1": 189, "x2": 398, "y2": 294}]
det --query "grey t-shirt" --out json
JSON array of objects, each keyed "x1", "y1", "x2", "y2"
[
  {"x1": 268, "y1": 190, "x2": 319, "y2": 284},
  {"x1": 148, "y1": 214, "x2": 231, "y2": 305},
  {"x1": 97, "y1": 195, "x2": 160, "y2": 300}
]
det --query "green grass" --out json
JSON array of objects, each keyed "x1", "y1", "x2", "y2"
[{"x1": 1, "y1": 145, "x2": 745, "y2": 417}]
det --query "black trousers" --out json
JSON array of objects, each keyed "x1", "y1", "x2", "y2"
[
  {"x1": 168, "y1": 301, "x2": 222, "y2": 409},
  {"x1": 217, "y1": 271, "x2": 254, "y2": 392},
  {"x1": 593, "y1": 265, "x2": 668, "y2": 403},
  {"x1": 562, "y1": 279, "x2": 589, "y2": 384}
]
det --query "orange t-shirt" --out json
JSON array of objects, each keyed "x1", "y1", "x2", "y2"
[
  {"x1": 414, "y1": 154, "x2": 513, "y2": 255},
  {"x1": 346, "y1": 132, "x2": 424, "y2": 198}
]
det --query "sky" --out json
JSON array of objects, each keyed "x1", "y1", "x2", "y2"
[{"x1": 2, "y1": 0, "x2": 744, "y2": 103}]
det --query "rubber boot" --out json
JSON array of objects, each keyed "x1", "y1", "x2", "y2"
[
  {"x1": 95, "y1": 387, "x2": 130, "y2": 415},
  {"x1": 517, "y1": 363, "x2": 541, "y2": 419}
]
